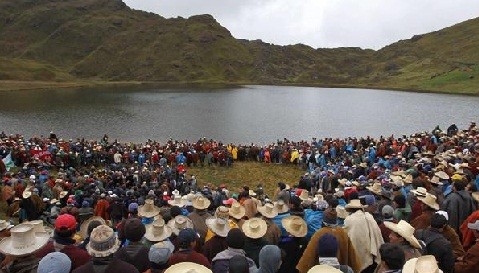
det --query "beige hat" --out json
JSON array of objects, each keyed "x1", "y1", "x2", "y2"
[
  {"x1": 86, "y1": 225, "x2": 121, "y2": 257},
  {"x1": 23, "y1": 220, "x2": 49, "y2": 234},
  {"x1": 168, "y1": 215, "x2": 194, "y2": 235},
  {"x1": 307, "y1": 264, "x2": 343, "y2": 273},
  {"x1": 472, "y1": 192, "x2": 479, "y2": 203},
  {"x1": 206, "y1": 217, "x2": 230, "y2": 238},
  {"x1": 282, "y1": 216, "x2": 307, "y2": 237},
  {"x1": 229, "y1": 202, "x2": 246, "y2": 220},
  {"x1": 242, "y1": 218, "x2": 267, "y2": 239},
  {"x1": 258, "y1": 203, "x2": 278, "y2": 219},
  {"x1": 367, "y1": 182, "x2": 382, "y2": 195},
  {"x1": 145, "y1": 218, "x2": 172, "y2": 242},
  {"x1": 359, "y1": 162, "x2": 368, "y2": 168},
  {"x1": 215, "y1": 206, "x2": 230, "y2": 219},
  {"x1": 22, "y1": 190, "x2": 32, "y2": 199},
  {"x1": 50, "y1": 198, "x2": 59, "y2": 205},
  {"x1": 168, "y1": 195, "x2": 186, "y2": 207},
  {"x1": 164, "y1": 262, "x2": 212, "y2": 273},
  {"x1": 0, "y1": 224, "x2": 50, "y2": 257},
  {"x1": 430, "y1": 176, "x2": 443, "y2": 185},
  {"x1": 80, "y1": 216, "x2": 106, "y2": 240},
  {"x1": 59, "y1": 191, "x2": 68, "y2": 199},
  {"x1": 248, "y1": 190, "x2": 257, "y2": 197},
  {"x1": 336, "y1": 206, "x2": 349, "y2": 219},
  {"x1": 411, "y1": 187, "x2": 427, "y2": 197},
  {"x1": 434, "y1": 171, "x2": 449, "y2": 180},
  {"x1": 298, "y1": 190, "x2": 310, "y2": 201},
  {"x1": 274, "y1": 200, "x2": 289, "y2": 214},
  {"x1": 0, "y1": 220, "x2": 14, "y2": 232},
  {"x1": 345, "y1": 199, "x2": 367, "y2": 209},
  {"x1": 403, "y1": 255, "x2": 443, "y2": 273},
  {"x1": 404, "y1": 175, "x2": 413, "y2": 184},
  {"x1": 390, "y1": 175, "x2": 404, "y2": 187},
  {"x1": 384, "y1": 220, "x2": 421, "y2": 249},
  {"x1": 138, "y1": 199, "x2": 161, "y2": 218},
  {"x1": 192, "y1": 196, "x2": 211, "y2": 210},
  {"x1": 417, "y1": 193, "x2": 439, "y2": 210}
]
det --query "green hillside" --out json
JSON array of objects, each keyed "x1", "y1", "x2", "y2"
[{"x1": 0, "y1": 0, "x2": 478, "y2": 94}]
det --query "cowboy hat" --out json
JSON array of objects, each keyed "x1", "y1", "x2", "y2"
[
  {"x1": 164, "y1": 262, "x2": 212, "y2": 273},
  {"x1": 167, "y1": 195, "x2": 186, "y2": 207},
  {"x1": 345, "y1": 199, "x2": 367, "y2": 209},
  {"x1": 206, "y1": 217, "x2": 230, "y2": 238},
  {"x1": 22, "y1": 190, "x2": 32, "y2": 199},
  {"x1": 257, "y1": 203, "x2": 278, "y2": 219},
  {"x1": 402, "y1": 255, "x2": 443, "y2": 273},
  {"x1": 192, "y1": 196, "x2": 211, "y2": 210},
  {"x1": 0, "y1": 224, "x2": 50, "y2": 257},
  {"x1": 411, "y1": 187, "x2": 427, "y2": 197},
  {"x1": 138, "y1": 199, "x2": 161, "y2": 218},
  {"x1": 23, "y1": 220, "x2": 50, "y2": 234},
  {"x1": 434, "y1": 171, "x2": 449, "y2": 180},
  {"x1": 404, "y1": 175, "x2": 413, "y2": 184},
  {"x1": 282, "y1": 216, "x2": 307, "y2": 237},
  {"x1": 167, "y1": 215, "x2": 194, "y2": 236},
  {"x1": 335, "y1": 206, "x2": 349, "y2": 219},
  {"x1": 86, "y1": 225, "x2": 121, "y2": 258},
  {"x1": 248, "y1": 190, "x2": 257, "y2": 197},
  {"x1": 145, "y1": 218, "x2": 173, "y2": 242},
  {"x1": 0, "y1": 220, "x2": 14, "y2": 232},
  {"x1": 417, "y1": 193, "x2": 439, "y2": 210},
  {"x1": 59, "y1": 191, "x2": 68, "y2": 199},
  {"x1": 366, "y1": 182, "x2": 382, "y2": 195},
  {"x1": 274, "y1": 200, "x2": 289, "y2": 214},
  {"x1": 384, "y1": 220, "x2": 421, "y2": 249},
  {"x1": 430, "y1": 176, "x2": 443, "y2": 186},
  {"x1": 298, "y1": 190, "x2": 310, "y2": 201},
  {"x1": 242, "y1": 218, "x2": 267, "y2": 239},
  {"x1": 307, "y1": 264, "x2": 343, "y2": 273},
  {"x1": 215, "y1": 206, "x2": 230, "y2": 219},
  {"x1": 79, "y1": 216, "x2": 106, "y2": 240},
  {"x1": 228, "y1": 201, "x2": 246, "y2": 220},
  {"x1": 50, "y1": 198, "x2": 59, "y2": 205}
]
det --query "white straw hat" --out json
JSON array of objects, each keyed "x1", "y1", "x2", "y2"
[
  {"x1": 0, "y1": 220, "x2": 14, "y2": 232},
  {"x1": 384, "y1": 220, "x2": 421, "y2": 249},
  {"x1": 307, "y1": 264, "x2": 343, "y2": 273},
  {"x1": 417, "y1": 193, "x2": 439, "y2": 210},
  {"x1": 345, "y1": 199, "x2": 367, "y2": 209},
  {"x1": 192, "y1": 196, "x2": 211, "y2": 210},
  {"x1": 206, "y1": 217, "x2": 230, "y2": 238},
  {"x1": 242, "y1": 218, "x2": 267, "y2": 239},
  {"x1": 86, "y1": 225, "x2": 121, "y2": 257},
  {"x1": 0, "y1": 224, "x2": 50, "y2": 257},
  {"x1": 257, "y1": 203, "x2": 278, "y2": 219},
  {"x1": 274, "y1": 199, "x2": 289, "y2": 213},
  {"x1": 145, "y1": 218, "x2": 173, "y2": 242},
  {"x1": 79, "y1": 216, "x2": 106, "y2": 240},
  {"x1": 402, "y1": 255, "x2": 443, "y2": 273},
  {"x1": 167, "y1": 215, "x2": 194, "y2": 236},
  {"x1": 282, "y1": 216, "x2": 307, "y2": 237},
  {"x1": 228, "y1": 201, "x2": 246, "y2": 220},
  {"x1": 138, "y1": 199, "x2": 161, "y2": 218},
  {"x1": 168, "y1": 195, "x2": 186, "y2": 207},
  {"x1": 164, "y1": 262, "x2": 212, "y2": 273}
]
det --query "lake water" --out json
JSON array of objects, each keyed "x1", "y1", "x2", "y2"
[{"x1": 0, "y1": 85, "x2": 478, "y2": 144}]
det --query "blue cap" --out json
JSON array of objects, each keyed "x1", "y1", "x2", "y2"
[
  {"x1": 128, "y1": 202, "x2": 139, "y2": 212},
  {"x1": 38, "y1": 252, "x2": 71, "y2": 273}
]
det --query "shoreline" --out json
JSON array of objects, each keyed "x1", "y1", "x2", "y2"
[{"x1": 1, "y1": 79, "x2": 478, "y2": 96}]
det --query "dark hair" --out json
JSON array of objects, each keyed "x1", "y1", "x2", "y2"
[
  {"x1": 454, "y1": 181, "x2": 466, "y2": 191},
  {"x1": 431, "y1": 213, "x2": 448, "y2": 229},
  {"x1": 317, "y1": 233, "x2": 338, "y2": 257},
  {"x1": 227, "y1": 228, "x2": 246, "y2": 249},
  {"x1": 379, "y1": 243, "x2": 405, "y2": 270},
  {"x1": 393, "y1": 195, "x2": 406, "y2": 208},
  {"x1": 54, "y1": 228, "x2": 75, "y2": 239},
  {"x1": 87, "y1": 220, "x2": 102, "y2": 237},
  {"x1": 278, "y1": 182, "x2": 286, "y2": 191},
  {"x1": 170, "y1": 206, "x2": 182, "y2": 218},
  {"x1": 228, "y1": 255, "x2": 249, "y2": 273}
]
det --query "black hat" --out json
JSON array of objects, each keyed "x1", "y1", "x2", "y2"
[
  {"x1": 124, "y1": 218, "x2": 146, "y2": 242},
  {"x1": 227, "y1": 228, "x2": 246, "y2": 249}
]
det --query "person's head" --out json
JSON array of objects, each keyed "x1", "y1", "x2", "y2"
[
  {"x1": 54, "y1": 214, "x2": 77, "y2": 239},
  {"x1": 317, "y1": 233, "x2": 338, "y2": 258},
  {"x1": 393, "y1": 195, "x2": 406, "y2": 209},
  {"x1": 453, "y1": 180, "x2": 467, "y2": 191},
  {"x1": 258, "y1": 245, "x2": 282, "y2": 272},
  {"x1": 388, "y1": 231, "x2": 405, "y2": 245},
  {"x1": 227, "y1": 228, "x2": 246, "y2": 249},
  {"x1": 178, "y1": 228, "x2": 197, "y2": 249},
  {"x1": 228, "y1": 255, "x2": 249, "y2": 273},
  {"x1": 124, "y1": 218, "x2": 146, "y2": 242},
  {"x1": 149, "y1": 240, "x2": 175, "y2": 269},
  {"x1": 322, "y1": 208, "x2": 338, "y2": 227},
  {"x1": 278, "y1": 182, "x2": 286, "y2": 191},
  {"x1": 379, "y1": 243, "x2": 405, "y2": 270},
  {"x1": 38, "y1": 252, "x2": 72, "y2": 273},
  {"x1": 381, "y1": 205, "x2": 394, "y2": 221},
  {"x1": 170, "y1": 206, "x2": 183, "y2": 218},
  {"x1": 430, "y1": 213, "x2": 448, "y2": 231},
  {"x1": 86, "y1": 220, "x2": 102, "y2": 238}
]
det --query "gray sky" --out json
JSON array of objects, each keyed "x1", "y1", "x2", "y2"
[{"x1": 123, "y1": 0, "x2": 479, "y2": 50}]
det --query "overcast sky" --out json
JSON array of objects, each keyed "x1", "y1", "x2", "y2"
[{"x1": 123, "y1": 0, "x2": 479, "y2": 50}]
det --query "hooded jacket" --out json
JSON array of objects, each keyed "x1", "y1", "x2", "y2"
[
  {"x1": 257, "y1": 245, "x2": 282, "y2": 273},
  {"x1": 212, "y1": 247, "x2": 257, "y2": 273},
  {"x1": 442, "y1": 190, "x2": 476, "y2": 232}
]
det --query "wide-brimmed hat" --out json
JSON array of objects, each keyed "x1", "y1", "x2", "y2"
[
  {"x1": 274, "y1": 200, "x2": 289, "y2": 214},
  {"x1": 167, "y1": 215, "x2": 194, "y2": 235},
  {"x1": 206, "y1": 217, "x2": 230, "y2": 238},
  {"x1": 384, "y1": 220, "x2": 421, "y2": 249},
  {"x1": 22, "y1": 190, "x2": 32, "y2": 199},
  {"x1": 404, "y1": 175, "x2": 413, "y2": 184},
  {"x1": 242, "y1": 218, "x2": 267, "y2": 239},
  {"x1": 168, "y1": 195, "x2": 186, "y2": 207},
  {"x1": 145, "y1": 218, "x2": 173, "y2": 242},
  {"x1": 430, "y1": 176, "x2": 443, "y2": 186},
  {"x1": 359, "y1": 162, "x2": 368, "y2": 168},
  {"x1": 229, "y1": 202, "x2": 246, "y2": 220},
  {"x1": 86, "y1": 225, "x2": 121, "y2": 257},
  {"x1": 164, "y1": 262, "x2": 212, "y2": 273},
  {"x1": 50, "y1": 198, "x2": 59, "y2": 205},
  {"x1": 411, "y1": 187, "x2": 427, "y2": 197},
  {"x1": 248, "y1": 190, "x2": 257, "y2": 197},
  {"x1": 403, "y1": 255, "x2": 443, "y2": 273},
  {"x1": 367, "y1": 182, "x2": 382, "y2": 195},
  {"x1": 59, "y1": 191, "x2": 68, "y2": 199},
  {"x1": 215, "y1": 206, "x2": 230, "y2": 219},
  {"x1": 24, "y1": 220, "x2": 50, "y2": 234},
  {"x1": 298, "y1": 190, "x2": 310, "y2": 201},
  {"x1": 80, "y1": 216, "x2": 106, "y2": 239},
  {"x1": 345, "y1": 199, "x2": 367, "y2": 209},
  {"x1": 417, "y1": 193, "x2": 439, "y2": 210},
  {"x1": 258, "y1": 203, "x2": 278, "y2": 219},
  {"x1": 307, "y1": 264, "x2": 343, "y2": 273},
  {"x1": 434, "y1": 171, "x2": 449, "y2": 180},
  {"x1": 192, "y1": 196, "x2": 211, "y2": 210},
  {"x1": 0, "y1": 220, "x2": 14, "y2": 232},
  {"x1": 0, "y1": 224, "x2": 50, "y2": 257},
  {"x1": 282, "y1": 216, "x2": 307, "y2": 237},
  {"x1": 138, "y1": 199, "x2": 161, "y2": 218}
]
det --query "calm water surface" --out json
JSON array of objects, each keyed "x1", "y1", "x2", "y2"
[{"x1": 0, "y1": 85, "x2": 478, "y2": 144}]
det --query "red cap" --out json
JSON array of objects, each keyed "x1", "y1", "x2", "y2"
[
  {"x1": 222, "y1": 198, "x2": 235, "y2": 205},
  {"x1": 55, "y1": 214, "x2": 77, "y2": 230}
]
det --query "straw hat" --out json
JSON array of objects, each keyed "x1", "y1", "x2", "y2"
[
  {"x1": 404, "y1": 175, "x2": 413, "y2": 184},
  {"x1": 257, "y1": 203, "x2": 278, "y2": 219},
  {"x1": 367, "y1": 182, "x2": 382, "y2": 195},
  {"x1": 242, "y1": 218, "x2": 267, "y2": 239},
  {"x1": 417, "y1": 193, "x2": 439, "y2": 210},
  {"x1": 145, "y1": 218, "x2": 172, "y2": 242},
  {"x1": 0, "y1": 224, "x2": 50, "y2": 257},
  {"x1": 164, "y1": 262, "x2": 212, "y2": 273},
  {"x1": 359, "y1": 162, "x2": 368, "y2": 168},
  {"x1": 248, "y1": 190, "x2": 257, "y2": 197},
  {"x1": 336, "y1": 206, "x2": 349, "y2": 219},
  {"x1": 228, "y1": 202, "x2": 246, "y2": 220},
  {"x1": 298, "y1": 190, "x2": 310, "y2": 201},
  {"x1": 390, "y1": 175, "x2": 404, "y2": 187},
  {"x1": 434, "y1": 171, "x2": 449, "y2": 180},
  {"x1": 59, "y1": 191, "x2": 68, "y2": 199},
  {"x1": 0, "y1": 220, "x2": 13, "y2": 232},
  {"x1": 138, "y1": 199, "x2": 161, "y2": 218},
  {"x1": 206, "y1": 217, "x2": 230, "y2": 238},
  {"x1": 167, "y1": 215, "x2": 194, "y2": 235},
  {"x1": 345, "y1": 199, "x2": 367, "y2": 209},
  {"x1": 282, "y1": 216, "x2": 307, "y2": 237},
  {"x1": 80, "y1": 216, "x2": 106, "y2": 239},
  {"x1": 274, "y1": 200, "x2": 289, "y2": 214},
  {"x1": 307, "y1": 264, "x2": 343, "y2": 273},
  {"x1": 50, "y1": 198, "x2": 59, "y2": 205},
  {"x1": 192, "y1": 196, "x2": 211, "y2": 210},
  {"x1": 384, "y1": 220, "x2": 421, "y2": 249},
  {"x1": 168, "y1": 195, "x2": 186, "y2": 207},
  {"x1": 215, "y1": 206, "x2": 230, "y2": 219},
  {"x1": 430, "y1": 176, "x2": 443, "y2": 186},
  {"x1": 411, "y1": 187, "x2": 427, "y2": 197},
  {"x1": 22, "y1": 190, "x2": 32, "y2": 199},
  {"x1": 402, "y1": 255, "x2": 443, "y2": 273},
  {"x1": 24, "y1": 220, "x2": 50, "y2": 234},
  {"x1": 86, "y1": 225, "x2": 121, "y2": 257}
]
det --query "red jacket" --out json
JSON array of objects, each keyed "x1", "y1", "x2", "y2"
[
  {"x1": 168, "y1": 249, "x2": 211, "y2": 268},
  {"x1": 37, "y1": 241, "x2": 91, "y2": 271}
]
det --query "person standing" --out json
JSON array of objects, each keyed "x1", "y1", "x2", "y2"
[
  {"x1": 442, "y1": 176, "x2": 476, "y2": 233},
  {"x1": 455, "y1": 220, "x2": 479, "y2": 273}
]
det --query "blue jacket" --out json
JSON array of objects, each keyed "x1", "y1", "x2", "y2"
[
  {"x1": 272, "y1": 212, "x2": 291, "y2": 239},
  {"x1": 304, "y1": 209, "x2": 323, "y2": 239}
]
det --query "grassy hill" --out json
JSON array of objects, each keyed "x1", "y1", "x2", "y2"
[{"x1": 0, "y1": 0, "x2": 478, "y2": 94}]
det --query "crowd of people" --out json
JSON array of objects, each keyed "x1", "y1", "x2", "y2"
[{"x1": 1, "y1": 122, "x2": 479, "y2": 273}]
